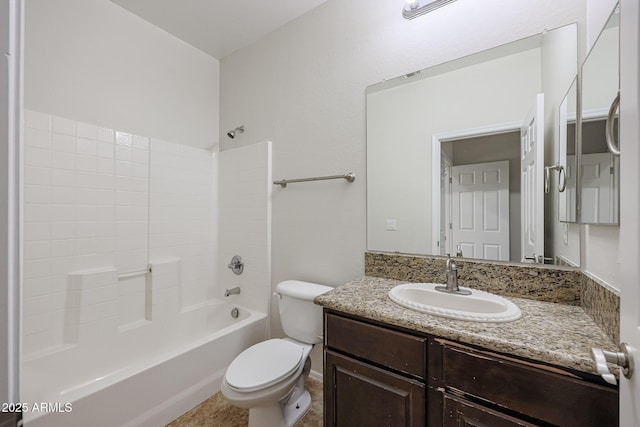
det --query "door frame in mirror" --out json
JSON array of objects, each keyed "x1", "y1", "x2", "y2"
[
  {"x1": 431, "y1": 120, "x2": 522, "y2": 255},
  {"x1": 558, "y1": 77, "x2": 578, "y2": 223}
]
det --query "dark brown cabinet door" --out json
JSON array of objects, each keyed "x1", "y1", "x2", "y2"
[
  {"x1": 325, "y1": 350, "x2": 425, "y2": 427},
  {"x1": 442, "y1": 394, "x2": 539, "y2": 427}
]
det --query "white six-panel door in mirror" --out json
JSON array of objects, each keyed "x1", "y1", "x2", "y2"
[
  {"x1": 451, "y1": 161, "x2": 510, "y2": 261},
  {"x1": 521, "y1": 94, "x2": 545, "y2": 263}
]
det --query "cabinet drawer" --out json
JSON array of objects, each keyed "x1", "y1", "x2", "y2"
[
  {"x1": 443, "y1": 393, "x2": 539, "y2": 427},
  {"x1": 325, "y1": 312, "x2": 427, "y2": 379},
  {"x1": 440, "y1": 342, "x2": 618, "y2": 427}
]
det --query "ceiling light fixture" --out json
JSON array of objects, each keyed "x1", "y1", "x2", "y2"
[{"x1": 403, "y1": 0, "x2": 458, "y2": 19}]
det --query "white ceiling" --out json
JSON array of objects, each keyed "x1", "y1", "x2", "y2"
[{"x1": 111, "y1": 0, "x2": 328, "y2": 59}]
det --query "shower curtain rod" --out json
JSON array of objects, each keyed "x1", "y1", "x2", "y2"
[{"x1": 273, "y1": 172, "x2": 355, "y2": 188}]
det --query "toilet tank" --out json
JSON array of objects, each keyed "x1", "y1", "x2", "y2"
[{"x1": 277, "y1": 280, "x2": 333, "y2": 344}]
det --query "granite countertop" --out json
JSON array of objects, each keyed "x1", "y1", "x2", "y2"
[{"x1": 315, "y1": 276, "x2": 618, "y2": 376}]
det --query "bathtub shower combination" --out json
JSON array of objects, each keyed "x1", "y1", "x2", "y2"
[
  {"x1": 22, "y1": 260, "x2": 266, "y2": 427},
  {"x1": 22, "y1": 112, "x2": 273, "y2": 426}
]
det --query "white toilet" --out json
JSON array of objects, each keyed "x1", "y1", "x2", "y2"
[{"x1": 221, "y1": 280, "x2": 332, "y2": 427}]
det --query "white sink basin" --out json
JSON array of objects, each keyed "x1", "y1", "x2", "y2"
[{"x1": 388, "y1": 283, "x2": 521, "y2": 323}]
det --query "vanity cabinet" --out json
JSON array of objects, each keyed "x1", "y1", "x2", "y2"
[
  {"x1": 324, "y1": 312, "x2": 426, "y2": 426},
  {"x1": 323, "y1": 310, "x2": 619, "y2": 427}
]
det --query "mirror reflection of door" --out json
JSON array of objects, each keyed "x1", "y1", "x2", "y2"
[
  {"x1": 441, "y1": 131, "x2": 520, "y2": 262},
  {"x1": 439, "y1": 156, "x2": 452, "y2": 256},
  {"x1": 558, "y1": 79, "x2": 578, "y2": 223},
  {"x1": 450, "y1": 161, "x2": 510, "y2": 261},
  {"x1": 580, "y1": 118, "x2": 620, "y2": 223},
  {"x1": 521, "y1": 93, "x2": 545, "y2": 263}
]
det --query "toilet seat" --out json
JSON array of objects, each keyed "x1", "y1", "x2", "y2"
[{"x1": 225, "y1": 339, "x2": 304, "y2": 392}]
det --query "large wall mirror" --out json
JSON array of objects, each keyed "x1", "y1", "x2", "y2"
[
  {"x1": 580, "y1": 6, "x2": 619, "y2": 225},
  {"x1": 367, "y1": 23, "x2": 579, "y2": 266}
]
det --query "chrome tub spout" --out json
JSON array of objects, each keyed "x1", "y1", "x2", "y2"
[{"x1": 224, "y1": 287, "x2": 241, "y2": 297}]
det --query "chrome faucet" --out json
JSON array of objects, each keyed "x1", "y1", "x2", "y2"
[
  {"x1": 435, "y1": 254, "x2": 471, "y2": 295},
  {"x1": 224, "y1": 287, "x2": 241, "y2": 297},
  {"x1": 445, "y1": 254, "x2": 458, "y2": 291}
]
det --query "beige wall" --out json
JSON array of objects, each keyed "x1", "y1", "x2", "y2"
[
  {"x1": 220, "y1": 0, "x2": 587, "y2": 372},
  {"x1": 25, "y1": 0, "x2": 220, "y2": 149},
  {"x1": 367, "y1": 48, "x2": 540, "y2": 255}
]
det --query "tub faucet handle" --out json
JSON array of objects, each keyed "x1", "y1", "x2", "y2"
[{"x1": 227, "y1": 255, "x2": 244, "y2": 275}]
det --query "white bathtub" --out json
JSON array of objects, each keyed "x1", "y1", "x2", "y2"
[{"x1": 22, "y1": 301, "x2": 267, "y2": 427}]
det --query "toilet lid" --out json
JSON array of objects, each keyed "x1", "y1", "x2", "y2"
[{"x1": 225, "y1": 339, "x2": 304, "y2": 391}]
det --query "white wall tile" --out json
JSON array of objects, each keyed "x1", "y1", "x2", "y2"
[
  {"x1": 98, "y1": 156, "x2": 115, "y2": 174},
  {"x1": 51, "y1": 169, "x2": 75, "y2": 187},
  {"x1": 115, "y1": 131, "x2": 133, "y2": 147},
  {"x1": 24, "y1": 185, "x2": 51, "y2": 204},
  {"x1": 52, "y1": 151, "x2": 76, "y2": 170},
  {"x1": 23, "y1": 110, "x2": 219, "y2": 355},
  {"x1": 24, "y1": 222, "x2": 51, "y2": 241},
  {"x1": 50, "y1": 222, "x2": 75, "y2": 240},
  {"x1": 23, "y1": 276, "x2": 51, "y2": 298},
  {"x1": 52, "y1": 116, "x2": 76, "y2": 136},
  {"x1": 131, "y1": 162, "x2": 147, "y2": 178},
  {"x1": 76, "y1": 137, "x2": 98, "y2": 156},
  {"x1": 52, "y1": 133, "x2": 75, "y2": 153},
  {"x1": 25, "y1": 110, "x2": 52, "y2": 131},
  {"x1": 51, "y1": 239, "x2": 75, "y2": 258},
  {"x1": 51, "y1": 187, "x2": 76, "y2": 205},
  {"x1": 23, "y1": 259, "x2": 52, "y2": 279},
  {"x1": 115, "y1": 145, "x2": 132, "y2": 162},
  {"x1": 132, "y1": 148, "x2": 149, "y2": 164},
  {"x1": 76, "y1": 188, "x2": 113, "y2": 205},
  {"x1": 76, "y1": 154, "x2": 98, "y2": 172},
  {"x1": 25, "y1": 146, "x2": 51, "y2": 168},
  {"x1": 24, "y1": 166, "x2": 52, "y2": 185},
  {"x1": 98, "y1": 141, "x2": 115, "y2": 158},
  {"x1": 25, "y1": 127, "x2": 51, "y2": 149},
  {"x1": 115, "y1": 160, "x2": 133, "y2": 176},
  {"x1": 24, "y1": 241, "x2": 51, "y2": 261},
  {"x1": 116, "y1": 205, "x2": 148, "y2": 221},
  {"x1": 49, "y1": 205, "x2": 77, "y2": 222},
  {"x1": 116, "y1": 176, "x2": 147, "y2": 192},
  {"x1": 24, "y1": 204, "x2": 51, "y2": 222},
  {"x1": 76, "y1": 172, "x2": 114, "y2": 190},
  {"x1": 23, "y1": 312, "x2": 51, "y2": 336},
  {"x1": 76, "y1": 122, "x2": 98, "y2": 140},
  {"x1": 132, "y1": 135, "x2": 149, "y2": 151},
  {"x1": 49, "y1": 275, "x2": 69, "y2": 294},
  {"x1": 98, "y1": 126, "x2": 115, "y2": 143}
]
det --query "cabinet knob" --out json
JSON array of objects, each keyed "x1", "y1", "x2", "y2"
[{"x1": 591, "y1": 343, "x2": 635, "y2": 385}]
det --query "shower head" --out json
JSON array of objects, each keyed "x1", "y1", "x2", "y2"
[{"x1": 227, "y1": 125, "x2": 245, "y2": 139}]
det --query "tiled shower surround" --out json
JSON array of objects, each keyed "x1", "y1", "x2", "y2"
[{"x1": 23, "y1": 110, "x2": 216, "y2": 356}]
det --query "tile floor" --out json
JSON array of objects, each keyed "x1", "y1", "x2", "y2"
[{"x1": 166, "y1": 377, "x2": 323, "y2": 427}]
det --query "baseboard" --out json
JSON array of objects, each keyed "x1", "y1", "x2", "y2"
[{"x1": 309, "y1": 369, "x2": 323, "y2": 383}]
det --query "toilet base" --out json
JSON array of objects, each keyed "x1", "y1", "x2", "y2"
[
  {"x1": 247, "y1": 381, "x2": 311, "y2": 427},
  {"x1": 282, "y1": 389, "x2": 311, "y2": 426}
]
